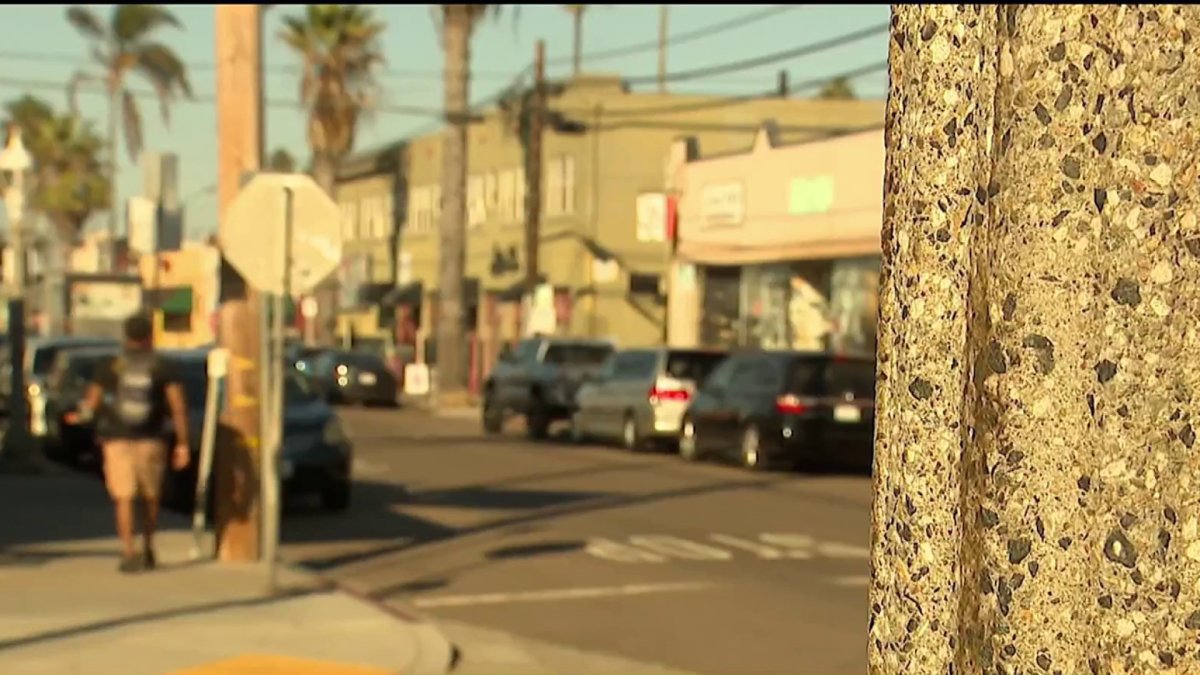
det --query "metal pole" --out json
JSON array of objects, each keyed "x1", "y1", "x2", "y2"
[
  {"x1": 657, "y1": 6, "x2": 669, "y2": 94},
  {"x1": 191, "y1": 354, "x2": 223, "y2": 559},
  {"x1": 262, "y1": 187, "x2": 292, "y2": 591},
  {"x1": 3, "y1": 142, "x2": 32, "y2": 469}
]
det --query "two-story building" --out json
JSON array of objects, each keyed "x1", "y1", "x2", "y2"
[
  {"x1": 665, "y1": 123, "x2": 885, "y2": 355},
  {"x1": 335, "y1": 74, "x2": 885, "y2": 385}
]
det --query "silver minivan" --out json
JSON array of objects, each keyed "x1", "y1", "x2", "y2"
[{"x1": 571, "y1": 347, "x2": 727, "y2": 450}]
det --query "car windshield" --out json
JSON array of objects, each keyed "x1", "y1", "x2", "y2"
[
  {"x1": 543, "y1": 344, "x2": 613, "y2": 366},
  {"x1": 664, "y1": 351, "x2": 726, "y2": 383}
]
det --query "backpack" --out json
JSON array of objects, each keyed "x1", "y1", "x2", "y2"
[{"x1": 113, "y1": 351, "x2": 159, "y2": 431}]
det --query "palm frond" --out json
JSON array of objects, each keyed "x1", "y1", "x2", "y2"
[
  {"x1": 119, "y1": 89, "x2": 143, "y2": 160},
  {"x1": 132, "y1": 41, "x2": 193, "y2": 125},
  {"x1": 65, "y1": 6, "x2": 107, "y2": 41},
  {"x1": 111, "y1": 4, "x2": 182, "y2": 44}
]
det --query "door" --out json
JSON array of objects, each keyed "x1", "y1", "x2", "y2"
[
  {"x1": 719, "y1": 354, "x2": 788, "y2": 458},
  {"x1": 574, "y1": 353, "x2": 617, "y2": 436},
  {"x1": 608, "y1": 350, "x2": 659, "y2": 436},
  {"x1": 495, "y1": 338, "x2": 541, "y2": 410},
  {"x1": 687, "y1": 355, "x2": 740, "y2": 452}
]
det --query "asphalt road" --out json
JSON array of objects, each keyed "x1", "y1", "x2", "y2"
[{"x1": 280, "y1": 407, "x2": 873, "y2": 675}]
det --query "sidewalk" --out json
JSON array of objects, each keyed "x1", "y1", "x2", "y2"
[{"x1": 0, "y1": 472, "x2": 454, "y2": 675}]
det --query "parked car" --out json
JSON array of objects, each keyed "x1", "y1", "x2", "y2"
[
  {"x1": 42, "y1": 345, "x2": 120, "y2": 467},
  {"x1": 482, "y1": 336, "x2": 615, "y2": 439},
  {"x1": 571, "y1": 347, "x2": 727, "y2": 451},
  {"x1": 679, "y1": 351, "x2": 876, "y2": 472},
  {"x1": 299, "y1": 348, "x2": 398, "y2": 407},
  {"x1": 0, "y1": 335, "x2": 119, "y2": 440},
  {"x1": 160, "y1": 347, "x2": 354, "y2": 512}
]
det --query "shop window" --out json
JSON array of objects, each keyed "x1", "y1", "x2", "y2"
[
  {"x1": 700, "y1": 266, "x2": 741, "y2": 349},
  {"x1": 163, "y1": 312, "x2": 192, "y2": 334},
  {"x1": 629, "y1": 273, "x2": 661, "y2": 296}
]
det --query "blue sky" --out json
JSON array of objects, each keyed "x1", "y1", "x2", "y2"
[{"x1": 0, "y1": 4, "x2": 890, "y2": 238}]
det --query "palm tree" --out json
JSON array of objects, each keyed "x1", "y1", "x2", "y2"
[
  {"x1": 817, "y1": 76, "x2": 856, "y2": 100},
  {"x1": 64, "y1": 4, "x2": 191, "y2": 268},
  {"x1": 268, "y1": 147, "x2": 297, "y2": 173},
  {"x1": 278, "y1": 5, "x2": 385, "y2": 196},
  {"x1": 4, "y1": 95, "x2": 110, "y2": 258},
  {"x1": 430, "y1": 5, "x2": 502, "y2": 400}
]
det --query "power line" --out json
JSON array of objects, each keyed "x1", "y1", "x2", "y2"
[
  {"x1": 623, "y1": 22, "x2": 890, "y2": 86},
  {"x1": 0, "y1": 49, "x2": 519, "y2": 83},
  {"x1": 547, "y1": 5, "x2": 807, "y2": 67},
  {"x1": 557, "y1": 60, "x2": 889, "y2": 119}
]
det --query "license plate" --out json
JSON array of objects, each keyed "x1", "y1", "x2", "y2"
[
  {"x1": 358, "y1": 372, "x2": 378, "y2": 386},
  {"x1": 834, "y1": 404, "x2": 862, "y2": 424},
  {"x1": 279, "y1": 459, "x2": 294, "y2": 479}
]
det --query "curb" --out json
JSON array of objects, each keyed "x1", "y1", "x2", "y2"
[{"x1": 282, "y1": 562, "x2": 459, "y2": 675}]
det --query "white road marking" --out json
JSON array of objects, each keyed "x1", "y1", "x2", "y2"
[
  {"x1": 411, "y1": 581, "x2": 714, "y2": 609},
  {"x1": 628, "y1": 535, "x2": 733, "y2": 561},
  {"x1": 708, "y1": 534, "x2": 784, "y2": 560},
  {"x1": 584, "y1": 533, "x2": 868, "y2": 564},
  {"x1": 830, "y1": 575, "x2": 870, "y2": 587}
]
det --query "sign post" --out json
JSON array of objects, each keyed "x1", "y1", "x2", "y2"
[
  {"x1": 218, "y1": 173, "x2": 342, "y2": 590},
  {"x1": 191, "y1": 347, "x2": 228, "y2": 559}
]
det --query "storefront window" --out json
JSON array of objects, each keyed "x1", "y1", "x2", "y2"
[
  {"x1": 828, "y1": 256, "x2": 880, "y2": 356},
  {"x1": 699, "y1": 266, "x2": 740, "y2": 349},
  {"x1": 743, "y1": 261, "x2": 832, "y2": 351}
]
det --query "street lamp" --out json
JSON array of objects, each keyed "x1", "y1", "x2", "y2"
[{"x1": 0, "y1": 123, "x2": 35, "y2": 471}]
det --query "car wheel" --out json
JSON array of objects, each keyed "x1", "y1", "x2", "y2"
[
  {"x1": 482, "y1": 393, "x2": 504, "y2": 434},
  {"x1": 679, "y1": 418, "x2": 703, "y2": 462},
  {"x1": 621, "y1": 414, "x2": 644, "y2": 452},
  {"x1": 321, "y1": 482, "x2": 352, "y2": 512},
  {"x1": 740, "y1": 424, "x2": 768, "y2": 471}
]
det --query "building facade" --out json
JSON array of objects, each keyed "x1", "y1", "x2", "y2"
[
  {"x1": 336, "y1": 75, "x2": 885, "y2": 387},
  {"x1": 666, "y1": 124, "x2": 885, "y2": 356},
  {"x1": 138, "y1": 243, "x2": 221, "y2": 349}
]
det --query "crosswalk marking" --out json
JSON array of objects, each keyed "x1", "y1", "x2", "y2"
[{"x1": 170, "y1": 654, "x2": 392, "y2": 675}]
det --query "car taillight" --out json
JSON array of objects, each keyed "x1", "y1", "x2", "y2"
[
  {"x1": 776, "y1": 394, "x2": 808, "y2": 415},
  {"x1": 649, "y1": 387, "x2": 690, "y2": 403}
]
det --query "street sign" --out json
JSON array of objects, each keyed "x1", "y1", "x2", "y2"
[{"x1": 219, "y1": 173, "x2": 342, "y2": 296}]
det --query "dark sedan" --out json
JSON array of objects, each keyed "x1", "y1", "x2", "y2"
[
  {"x1": 298, "y1": 348, "x2": 397, "y2": 407},
  {"x1": 42, "y1": 346, "x2": 120, "y2": 468},
  {"x1": 679, "y1": 351, "x2": 876, "y2": 472},
  {"x1": 157, "y1": 348, "x2": 355, "y2": 512}
]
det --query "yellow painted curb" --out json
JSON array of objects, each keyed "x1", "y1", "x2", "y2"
[{"x1": 170, "y1": 654, "x2": 396, "y2": 675}]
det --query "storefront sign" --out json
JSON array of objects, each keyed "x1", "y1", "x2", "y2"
[
  {"x1": 701, "y1": 183, "x2": 744, "y2": 228},
  {"x1": 636, "y1": 193, "x2": 668, "y2": 242},
  {"x1": 788, "y1": 176, "x2": 835, "y2": 216}
]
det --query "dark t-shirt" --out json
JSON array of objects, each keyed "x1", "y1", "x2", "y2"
[{"x1": 91, "y1": 350, "x2": 179, "y2": 440}]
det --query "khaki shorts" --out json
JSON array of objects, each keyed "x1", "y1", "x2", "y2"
[{"x1": 102, "y1": 439, "x2": 167, "y2": 501}]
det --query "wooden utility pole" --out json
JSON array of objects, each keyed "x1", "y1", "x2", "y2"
[
  {"x1": 523, "y1": 40, "x2": 546, "y2": 296},
  {"x1": 214, "y1": 4, "x2": 263, "y2": 563},
  {"x1": 657, "y1": 6, "x2": 669, "y2": 94}
]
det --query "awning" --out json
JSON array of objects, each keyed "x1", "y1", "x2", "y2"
[
  {"x1": 147, "y1": 287, "x2": 193, "y2": 316},
  {"x1": 381, "y1": 282, "x2": 424, "y2": 307}
]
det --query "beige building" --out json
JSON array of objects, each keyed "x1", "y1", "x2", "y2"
[
  {"x1": 335, "y1": 75, "x2": 884, "y2": 386},
  {"x1": 666, "y1": 124, "x2": 885, "y2": 354},
  {"x1": 138, "y1": 243, "x2": 221, "y2": 349}
]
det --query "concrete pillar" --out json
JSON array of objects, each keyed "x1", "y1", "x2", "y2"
[{"x1": 871, "y1": 5, "x2": 1200, "y2": 674}]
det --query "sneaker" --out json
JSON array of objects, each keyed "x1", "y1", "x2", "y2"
[
  {"x1": 142, "y1": 549, "x2": 157, "y2": 571},
  {"x1": 118, "y1": 555, "x2": 143, "y2": 574}
]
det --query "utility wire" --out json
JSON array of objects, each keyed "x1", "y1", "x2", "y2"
[
  {"x1": 623, "y1": 22, "x2": 890, "y2": 85},
  {"x1": 547, "y1": 5, "x2": 807, "y2": 66},
  {"x1": 0, "y1": 49, "x2": 519, "y2": 83},
  {"x1": 557, "y1": 60, "x2": 889, "y2": 119}
]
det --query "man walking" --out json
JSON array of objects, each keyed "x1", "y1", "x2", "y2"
[{"x1": 72, "y1": 313, "x2": 190, "y2": 573}]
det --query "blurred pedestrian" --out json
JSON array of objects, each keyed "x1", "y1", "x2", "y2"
[{"x1": 68, "y1": 313, "x2": 190, "y2": 573}]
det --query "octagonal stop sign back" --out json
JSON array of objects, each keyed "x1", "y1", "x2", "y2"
[{"x1": 218, "y1": 173, "x2": 343, "y2": 297}]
